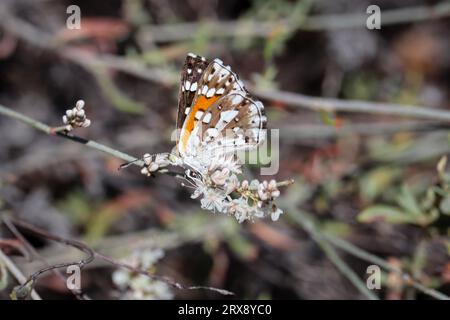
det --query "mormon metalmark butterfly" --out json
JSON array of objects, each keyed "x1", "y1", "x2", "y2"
[
  {"x1": 140, "y1": 53, "x2": 285, "y2": 223},
  {"x1": 174, "y1": 53, "x2": 267, "y2": 173}
]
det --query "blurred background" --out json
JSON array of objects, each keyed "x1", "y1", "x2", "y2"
[{"x1": 0, "y1": 0, "x2": 449, "y2": 300}]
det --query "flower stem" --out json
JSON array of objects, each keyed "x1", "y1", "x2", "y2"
[{"x1": 0, "y1": 104, "x2": 144, "y2": 167}]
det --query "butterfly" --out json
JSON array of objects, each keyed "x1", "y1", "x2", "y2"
[
  {"x1": 174, "y1": 53, "x2": 267, "y2": 173},
  {"x1": 138, "y1": 54, "x2": 284, "y2": 221}
]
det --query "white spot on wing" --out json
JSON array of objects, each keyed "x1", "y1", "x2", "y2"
[
  {"x1": 190, "y1": 82, "x2": 198, "y2": 92},
  {"x1": 206, "y1": 128, "x2": 219, "y2": 138},
  {"x1": 216, "y1": 88, "x2": 225, "y2": 95},
  {"x1": 232, "y1": 95, "x2": 244, "y2": 105},
  {"x1": 202, "y1": 113, "x2": 212, "y2": 123},
  {"x1": 220, "y1": 110, "x2": 239, "y2": 123},
  {"x1": 195, "y1": 110, "x2": 204, "y2": 120},
  {"x1": 206, "y1": 88, "x2": 215, "y2": 98},
  {"x1": 184, "y1": 107, "x2": 190, "y2": 115},
  {"x1": 202, "y1": 85, "x2": 208, "y2": 95},
  {"x1": 184, "y1": 80, "x2": 191, "y2": 91}
]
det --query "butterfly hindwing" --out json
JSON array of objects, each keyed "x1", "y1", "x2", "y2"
[{"x1": 195, "y1": 92, "x2": 267, "y2": 154}]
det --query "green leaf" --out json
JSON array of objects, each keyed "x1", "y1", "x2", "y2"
[
  {"x1": 360, "y1": 167, "x2": 402, "y2": 202},
  {"x1": 321, "y1": 221, "x2": 351, "y2": 238},
  {"x1": 396, "y1": 185, "x2": 422, "y2": 216},
  {"x1": 440, "y1": 196, "x2": 450, "y2": 215},
  {"x1": 358, "y1": 205, "x2": 416, "y2": 224}
]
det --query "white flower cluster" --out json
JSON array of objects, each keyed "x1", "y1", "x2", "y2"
[
  {"x1": 62, "y1": 100, "x2": 91, "y2": 130},
  {"x1": 112, "y1": 249, "x2": 173, "y2": 300},
  {"x1": 184, "y1": 155, "x2": 284, "y2": 223},
  {"x1": 140, "y1": 153, "x2": 171, "y2": 176}
]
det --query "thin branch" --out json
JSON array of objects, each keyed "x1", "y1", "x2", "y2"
[
  {"x1": 280, "y1": 121, "x2": 450, "y2": 141},
  {"x1": 138, "y1": 2, "x2": 450, "y2": 42},
  {"x1": 0, "y1": 103, "x2": 293, "y2": 188},
  {"x1": 248, "y1": 86, "x2": 450, "y2": 122},
  {"x1": 286, "y1": 208, "x2": 378, "y2": 299},
  {"x1": 1, "y1": 10, "x2": 450, "y2": 124},
  {"x1": 0, "y1": 249, "x2": 42, "y2": 300},
  {"x1": 63, "y1": 50, "x2": 450, "y2": 122},
  {"x1": 288, "y1": 209, "x2": 450, "y2": 300},
  {"x1": 2, "y1": 12, "x2": 450, "y2": 122},
  {"x1": 2, "y1": 216, "x2": 88, "y2": 299},
  {"x1": 0, "y1": 104, "x2": 143, "y2": 167},
  {"x1": 7, "y1": 218, "x2": 95, "y2": 298},
  {"x1": 322, "y1": 232, "x2": 450, "y2": 300},
  {"x1": 94, "y1": 252, "x2": 234, "y2": 296},
  {"x1": 313, "y1": 235, "x2": 379, "y2": 300},
  {"x1": 6, "y1": 217, "x2": 234, "y2": 297}
]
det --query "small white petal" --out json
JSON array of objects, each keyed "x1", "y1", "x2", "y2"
[
  {"x1": 271, "y1": 208, "x2": 283, "y2": 221},
  {"x1": 149, "y1": 163, "x2": 159, "y2": 172},
  {"x1": 75, "y1": 100, "x2": 85, "y2": 110}
]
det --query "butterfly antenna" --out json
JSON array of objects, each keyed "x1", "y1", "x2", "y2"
[{"x1": 119, "y1": 158, "x2": 141, "y2": 170}]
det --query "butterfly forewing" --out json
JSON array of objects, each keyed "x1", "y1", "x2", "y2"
[
  {"x1": 176, "y1": 53, "x2": 210, "y2": 141},
  {"x1": 178, "y1": 58, "x2": 249, "y2": 155}
]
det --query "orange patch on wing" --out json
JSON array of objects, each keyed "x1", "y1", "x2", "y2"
[{"x1": 180, "y1": 95, "x2": 219, "y2": 151}]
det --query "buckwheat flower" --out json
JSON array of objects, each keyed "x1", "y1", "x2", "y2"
[
  {"x1": 112, "y1": 249, "x2": 173, "y2": 300},
  {"x1": 228, "y1": 197, "x2": 254, "y2": 223},
  {"x1": 210, "y1": 168, "x2": 230, "y2": 186},
  {"x1": 225, "y1": 174, "x2": 239, "y2": 195},
  {"x1": 258, "y1": 179, "x2": 280, "y2": 201},
  {"x1": 252, "y1": 200, "x2": 269, "y2": 219},
  {"x1": 208, "y1": 154, "x2": 242, "y2": 175},
  {"x1": 200, "y1": 188, "x2": 227, "y2": 213},
  {"x1": 62, "y1": 100, "x2": 91, "y2": 130},
  {"x1": 271, "y1": 206, "x2": 284, "y2": 221},
  {"x1": 141, "y1": 153, "x2": 158, "y2": 176},
  {"x1": 228, "y1": 197, "x2": 245, "y2": 214},
  {"x1": 154, "y1": 153, "x2": 171, "y2": 167},
  {"x1": 140, "y1": 153, "x2": 171, "y2": 176},
  {"x1": 188, "y1": 174, "x2": 208, "y2": 200},
  {"x1": 250, "y1": 179, "x2": 260, "y2": 190},
  {"x1": 140, "y1": 248, "x2": 165, "y2": 268},
  {"x1": 239, "y1": 205, "x2": 260, "y2": 223}
]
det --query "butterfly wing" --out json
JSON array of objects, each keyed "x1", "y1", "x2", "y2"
[
  {"x1": 176, "y1": 53, "x2": 210, "y2": 142},
  {"x1": 194, "y1": 92, "x2": 267, "y2": 155},
  {"x1": 178, "y1": 58, "x2": 248, "y2": 155}
]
